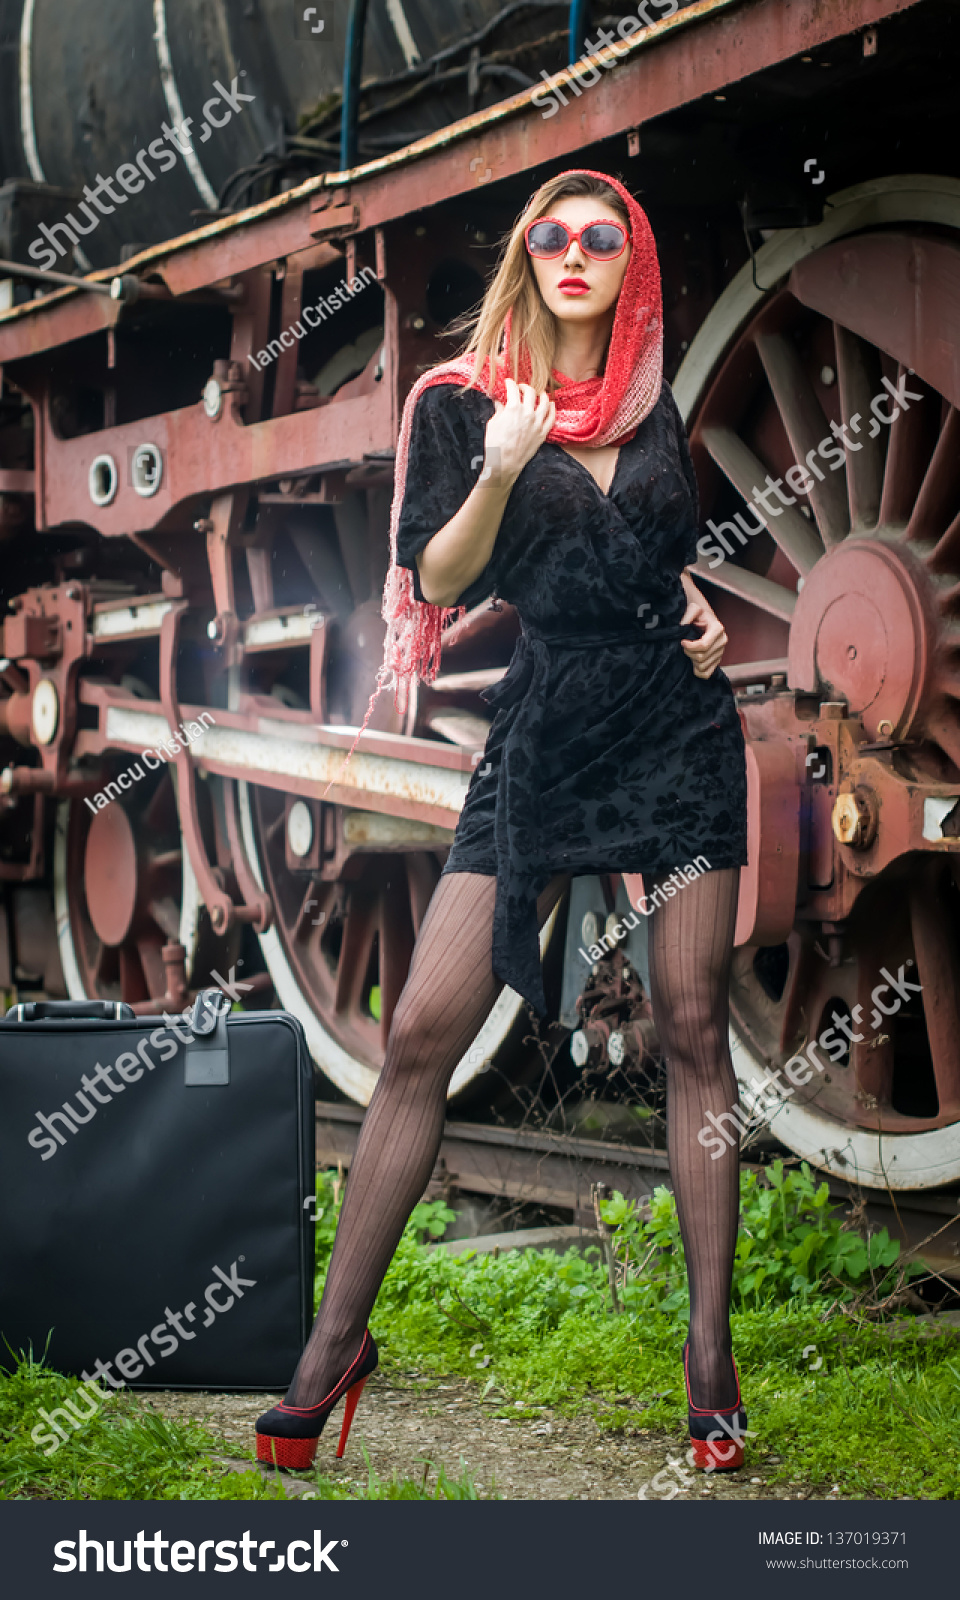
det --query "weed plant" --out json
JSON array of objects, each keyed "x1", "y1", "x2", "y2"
[
  {"x1": 2, "y1": 1163, "x2": 957, "y2": 1500},
  {"x1": 366, "y1": 1162, "x2": 959, "y2": 1500}
]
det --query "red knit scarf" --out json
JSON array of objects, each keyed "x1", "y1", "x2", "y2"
[{"x1": 324, "y1": 174, "x2": 663, "y2": 798}]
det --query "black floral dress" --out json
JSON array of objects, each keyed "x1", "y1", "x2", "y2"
[{"x1": 396, "y1": 379, "x2": 747, "y2": 1015}]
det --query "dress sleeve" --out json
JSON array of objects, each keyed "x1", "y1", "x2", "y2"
[
  {"x1": 395, "y1": 384, "x2": 498, "y2": 606},
  {"x1": 664, "y1": 383, "x2": 701, "y2": 569}
]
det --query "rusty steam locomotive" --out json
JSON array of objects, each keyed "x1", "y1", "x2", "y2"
[{"x1": 1, "y1": 0, "x2": 959, "y2": 1193}]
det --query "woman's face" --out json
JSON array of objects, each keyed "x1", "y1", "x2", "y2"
[{"x1": 528, "y1": 194, "x2": 631, "y2": 326}]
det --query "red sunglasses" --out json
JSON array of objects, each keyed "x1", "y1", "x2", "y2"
[{"x1": 524, "y1": 216, "x2": 631, "y2": 262}]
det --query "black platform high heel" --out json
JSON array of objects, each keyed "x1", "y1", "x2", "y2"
[
  {"x1": 255, "y1": 1330, "x2": 379, "y2": 1469},
  {"x1": 683, "y1": 1340, "x2": 748, "y2": 1472}
]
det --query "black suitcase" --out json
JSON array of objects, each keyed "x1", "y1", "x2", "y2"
[{"x1": 0, "y1": 991, "x2": 315, "y2": 1389}]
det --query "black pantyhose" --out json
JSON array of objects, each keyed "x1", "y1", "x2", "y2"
[
  {"x1": 286, "y1": 867, "x2": 742, "y2": 1414},
  {"x1": 647, "y1": 865, "x2": 742, "y2": 1411}
]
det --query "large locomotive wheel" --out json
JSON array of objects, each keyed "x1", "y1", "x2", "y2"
[
  {"x1": 54, "y1": 770, "x2": 237, "y2": 1005},
  {"x1": 677, "y1": 176, "x2": 960, "y2": 1189},
  {"x1": 237, "y1": 780, "x2": 561, "y2": 1105}
]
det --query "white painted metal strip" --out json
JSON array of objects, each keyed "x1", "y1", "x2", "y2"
[
  {"x1": 103, "y1": 706, "x2": 470, "y2": 818},
  {"x1": 152, "y1": 0, "x2": 220, "y2": 210},
  {"x1": 385, "y1": 0, "x2": 421, "y2": 67},
  {"x1": 92, "y1": 601, "x2": 172, "y2": 638}
]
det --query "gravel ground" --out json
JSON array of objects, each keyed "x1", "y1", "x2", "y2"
[{"x1": 144, "y1": 1375, "x2": 834, "y2": 1502}]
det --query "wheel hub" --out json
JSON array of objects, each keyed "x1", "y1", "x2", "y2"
[
  {"x1": 789, "y1": 539, "x2": 932, "y2": 740},
  {"x1": 83, "y1": 802, "x2": 139, "y2": 946}
]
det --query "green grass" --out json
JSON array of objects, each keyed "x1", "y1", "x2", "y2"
[
  {"x1": 0, "y1": 1355, "x2": 488, "y2": 1501},
  {"x1": 2, "y1": 1167, "x2": 957, "y2": 1500}
]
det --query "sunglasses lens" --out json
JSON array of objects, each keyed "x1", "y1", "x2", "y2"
[
  {"x1": 527, "y1": 221, "x2": 568, "y2": 257},
  {"x1": 581, "y1": 224, "x2": 627, "y2": 257}
]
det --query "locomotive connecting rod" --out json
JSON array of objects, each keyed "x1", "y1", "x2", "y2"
[{"x1": 0, "y1": 257, "x2": 113, "y2": 297}]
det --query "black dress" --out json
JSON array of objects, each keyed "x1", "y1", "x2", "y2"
[{"x1": 396, "y1": 379, "x2": 748, "y2": 1015}]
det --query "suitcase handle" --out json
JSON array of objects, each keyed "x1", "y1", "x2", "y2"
[
  {"x1": 184, "y1": 988, "x2": 232, "y2": 1085},
  {"x1": 3, "y1": 998, "x2": 136, "y2": 1022}
]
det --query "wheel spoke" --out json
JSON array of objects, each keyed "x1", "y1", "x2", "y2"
[
  {"x1": 406, "y1": 852, "x2": 441, "y2": 939},
  {"x1": 147, "y1": 847, "x2": 182, "y2": 873},
  {"x1": 909, "y1": 862, "x2": 960, "y2": 1117},
  {"x1": 701, "y1": 425, "x2": 823, "y2": 575},
  {"x1": 379, "y1": 866, "x2": 415, "y2": 1048},
  {"x1": 146, "y1": 895, "x2": 181, "y2": 941},
  {"x1": 118, "y1": 944, "x2": 149, "y2": 1004},
  {"x1": 334, "y1": 885, "x2": 377, "y2": 1017},
  {"x1": 852, "y1": 951, "x2": 895, "y2": 1111},
  {"x1": 878, "y1": 368, "x2": 939, "y2": 528},
  {"x1": 136, "y1": 938, "x2": 168, "y2": 1002},
  {"x1": 141, "y1": 776, "x2": 175, "y2": 832},
  {"x1": 922, "y1": 709, "x2": 960, "y2": 772},
  {"x1": 95, "y1": 941, "x2": 119, "y2": 987},
  {"x1": 930, "y1": 510, "x2": 960, "y2": 574},
  {"x1": 295, "y1": 878, "x2": 328, "y2": 940},
  {"x1": 911, "y1": 406, "x2": 960, "y2": 550},
  {"x1": 834, "y1": 323, "x2": 885, "y2": 532},
  {"x1": 693, "y1": 557, "x2": 797, "y2": 622},
  {"x1": 777, "y1": 936, "x2": 821, "y2": 1056},
  {"x1": 754, "y1": 331, "x2": 849, "y2": 547}
]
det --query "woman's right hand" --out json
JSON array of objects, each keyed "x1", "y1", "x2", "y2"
[{"x1": 481, "y1": 379, "x2": 555, "y2": 486}]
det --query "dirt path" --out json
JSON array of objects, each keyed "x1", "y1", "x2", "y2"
[{"x1": 145, "y1": 1373, "x2": 833, "y2": 1502}]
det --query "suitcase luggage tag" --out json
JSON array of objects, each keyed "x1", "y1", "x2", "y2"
[{"x1": 183, "y1": 988, "x2": 232, "y2": 1086}]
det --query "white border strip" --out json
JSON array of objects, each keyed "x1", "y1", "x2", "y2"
[
  {"x1": 18, "y1": 0, "x2": 45, "y2": 182},
  {"x1": 152, "y1": 0, "x2": 220, "y2": 210},
  {"x1": 385, "y1": 0, "x2": 421, "y2": 68}
]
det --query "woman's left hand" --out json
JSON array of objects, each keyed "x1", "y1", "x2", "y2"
[{"x1": 680, "y1": 582, "x2": 727, "y2": 680}]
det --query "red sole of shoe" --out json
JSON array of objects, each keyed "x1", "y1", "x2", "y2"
[
  {"x1": 691, "y1": 1438, "x2": 744, "y2": 1473},
  {"x1": 256, "y1": 1433, "x2": 319, "y2": 1471}
]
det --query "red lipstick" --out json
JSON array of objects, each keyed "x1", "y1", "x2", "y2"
[{"x1": 558, "y1": 277, "x2": 589, "y2": 296}]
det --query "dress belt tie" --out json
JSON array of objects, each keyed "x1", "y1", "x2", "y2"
[{"x1": 480, "y1": 618, "x2": 698, "y2": 1016}]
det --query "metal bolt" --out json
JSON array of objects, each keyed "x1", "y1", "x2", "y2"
[
  {"x1": 831, "y1": 786, "x2": 878, "y2": 849},
  {"x1": 877, "y1": 718, "x2": 893, "y2": 737},
  {"x1": 203, "y1": 377, "x2": 223, "y2": 420}
]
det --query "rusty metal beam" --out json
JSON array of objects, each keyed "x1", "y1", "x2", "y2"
[
  {"x1": 0, "y1": 0, "x2": 925, "y2": 359},
  {"x1": 33, "y1": 377, "x2": 395, "y2": 536},
  {"x1": 74, "y1": 683, "x2": 480, "y2": 828},
  {"x1": 340, "y1": 0, "x2": 925, "y2": 234}
]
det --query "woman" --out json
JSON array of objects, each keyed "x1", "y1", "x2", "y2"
[{"x1": 257, "y1": 170, "x2": 749, "y2": 1475}]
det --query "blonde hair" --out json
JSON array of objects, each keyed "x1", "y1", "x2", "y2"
[{"x1": 455, "y1": 172, "x2": 631, "y2": 396}]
